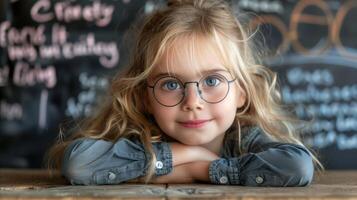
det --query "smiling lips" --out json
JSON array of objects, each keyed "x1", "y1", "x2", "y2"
[{"x1": 179, "y1": 119, "x2": 212, "y2": 128}]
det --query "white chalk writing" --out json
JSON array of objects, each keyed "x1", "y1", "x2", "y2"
[
  {"x1": 0, "y1": 101, "x2": 23, "y2": 120},
  {"x1": 66, "y1": 72, "x2": 108, "y2": 118},
  {"x1": 287, "y1": 67, "x2": 334, "y2": 86},
  {"x1": 238, "y1": 0, "x2": 283, "y2": 14},
  {"x1": 282, "y1": 67, "x2": 357, "y2": 150}
]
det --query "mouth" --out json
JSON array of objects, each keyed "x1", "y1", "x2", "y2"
[{"x1": 178, "y1": 119, "x2": 212, "y2": 128}]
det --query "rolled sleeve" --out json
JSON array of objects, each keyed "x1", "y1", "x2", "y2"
[
  {"x1": 61, "y1": 138, "x2": 173, "y2": 185},
  {"x1": 209, "y1": 126, "x2": 314, "y2": 186},
  {"x1": 209, "y1": 158, "x2": 240, "y2": 185},
  {"x1": 152, "y1": 141, "x2": 173, "y2": 176},
  {"x1": 208, "y1": 144, "x2": 314, "y2": 186}
]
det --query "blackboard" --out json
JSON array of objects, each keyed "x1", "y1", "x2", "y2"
[
  {"x1": 235, "y1": 0, "x2": 357, "y2": 169},
  {"x1": 0, "y1": 0, "x2": 157, "y2": 168},
  {"x1": 0, "y1": 0, "x2": 356, "y2": 169}
]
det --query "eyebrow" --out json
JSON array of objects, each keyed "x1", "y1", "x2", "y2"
[{"x1": 151, "y1": 68, "x2": 230, "y2": 81}]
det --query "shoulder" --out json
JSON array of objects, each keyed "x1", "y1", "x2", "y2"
[
  {"x1": 240, "y1": 126, "x2": 261, "y2": 144},
  {"x1": 226, "y1": 125, "x2": 279, "y2": 152},
  {"x1": 222, "y1": 126, "x2": 263, "y2": 156}
]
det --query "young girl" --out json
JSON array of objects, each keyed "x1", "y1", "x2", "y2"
[{"x1": 47, "y1": 0, "x2": 322, "y2": 186}]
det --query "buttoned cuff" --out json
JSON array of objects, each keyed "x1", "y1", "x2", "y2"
[
  {"x1": 152, "y1": 142, "x2": 173, "y2": 176},
  {"x1": 209, "y1": 158, "x2": 240, "y2": 185}
]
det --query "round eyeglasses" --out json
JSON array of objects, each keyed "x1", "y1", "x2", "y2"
[{"x1": 147, "y1": 73, "x2": 236, "y2": 107}]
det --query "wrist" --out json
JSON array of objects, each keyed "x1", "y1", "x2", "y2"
[
  {"x1": 189, "y1": 161, "x2": 211, "y2": 182},
  {"x1": 193, "y1": 146, "x2": 219, "y2": 161},
  {"x1": 169, "y1": 142, "x2": 219, "y2": 166}
]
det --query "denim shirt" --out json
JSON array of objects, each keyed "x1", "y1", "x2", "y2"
[{"x1": 61, "y1": 126, "x2": 314, "y2": 186}]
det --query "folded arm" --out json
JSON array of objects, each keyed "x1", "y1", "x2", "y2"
[
  {"x1": 149, "y1": 127, "x2": 315, "y2": 187},
  {"x1": 61, "y1": 137, "x2": 216, "y2": 185}
]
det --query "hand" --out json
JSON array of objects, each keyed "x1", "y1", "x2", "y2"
[
  {"x1": 170, "y1": 142, "x2": 219, "y2": 166},
  {"x1": 142, "y1": 161, "x2": 212, "y2": 184},
  {"x1": 147, "y1": 163, "x2": 195, "y2": 184},
  {"x1": 129, "y1": 143, "x2": 219, "y2": 184}
]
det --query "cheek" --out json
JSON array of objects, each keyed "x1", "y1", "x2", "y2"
[
  {"x1": 211, "y1": 103, "x2": 236, "y2": 125},
  {"x1": 151, "y1": 104, "x2": 176, "y2": 127},
  {"x1": 211, "y1": 91, "x2": 238, "y2": 124}
]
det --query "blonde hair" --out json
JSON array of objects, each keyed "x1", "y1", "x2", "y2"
[{"x1": 46, "y1": 0, "x2": 323, "y2": 182}]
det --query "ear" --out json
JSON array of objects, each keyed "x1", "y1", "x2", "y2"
[{"x1": 236, "y1": 87, "x2": 246, "y2": 109}]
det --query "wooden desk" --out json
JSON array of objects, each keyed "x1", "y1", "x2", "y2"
[{"x1": 0, "y1": 169, "x2": 356, "y2": 199}]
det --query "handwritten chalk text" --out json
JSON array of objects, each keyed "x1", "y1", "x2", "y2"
[
  {"x1": 13, "y1": 62, "x2": 57, "y2": 88},
  {"x1": 31, "y1": 0, "x2": 114, "y2": 27}
]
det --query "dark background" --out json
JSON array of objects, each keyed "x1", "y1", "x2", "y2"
[{"x1": 0, "y1": 0, "x2": 356, "y2": 169}]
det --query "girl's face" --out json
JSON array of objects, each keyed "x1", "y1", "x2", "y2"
[{"x1": 146, "y1": 35, "x2": 246, "y2": 153}]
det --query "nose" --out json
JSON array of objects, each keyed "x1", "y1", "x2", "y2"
[{"x1": 181, "y1": 83, "x2": 204, "y2": 111}]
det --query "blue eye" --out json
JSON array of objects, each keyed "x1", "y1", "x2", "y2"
[
  {"x1": 204, "y1": 76, "x2": 221, "y2": 87},
  {"x1": 163, "y1": 80, "x2": 181, "y2": 90}
]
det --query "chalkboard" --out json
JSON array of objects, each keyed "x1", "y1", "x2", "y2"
[
  {"x1": 0, "y1": 0, "x2": 161, "y2": 168},
  {"x1": 0, "y1": 0, "x2": 356, "y2": 169},
  {"x1": 234, "y1": 0, "x2": 357, "y2": 169}
]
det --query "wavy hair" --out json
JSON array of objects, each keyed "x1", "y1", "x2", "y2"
[{"x1": 46, "y1": 0, "x2": 323, "y2": 182}]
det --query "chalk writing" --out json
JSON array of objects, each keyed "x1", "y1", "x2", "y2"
[
  {"x1": 287, "y1": 67, "x2": 334, "y2": 86},
  {"x1": 0, "y1": 21, "x2": 46, "y2": 46},
  {"x1": 66, "y1": 72, "x2": 108, "y2": 119},
  {"x1": 61, "y1": 33, "x2": 119, "y2": 68},
  {"x1": 38, "y1": 89, "x2": 48, "y2": 129},
  {"x1": 66, "y1": 90, "x2": 96, "y2": 119},
  {"x1": 0, "y1": 100, "x2": 23, "y2": 120},
  {"x1": 79, "y1": 72, "x2": 108, "y2": 89},
  {"x1": 281, "y1": 66, "x2": 357, "y2": 150},
  {"x1": 283, "y1": 84, "x2": 357, "y2": 104},
  {"x1": 238, "y1": 0, "x2": 283, "y2": 14},
  {"x1": 13, "y1": 62, "x2": 57, "y2": 88},
  {"x1": 0, "y1": 0, "x2": 143, "y2": 168},
  {"x1": 295, "y1": 102, "x2": 357, "y2": 119},
  {"x1": 31, "y1": 0, "x2": 114, "y2": 27},
  {"x1": 8, "y1": 45, "x2": 37, "y2": 61},
  {"x1": 249, "y1": 0, "x2": 357, "y2": 58},
  {"x1": 1, "y1": 21, "x2": 119, "y2": 67},
  {"x1": 306, "y1": 131, "x2": 357, "y2": 150},
  {"x1": 51, "y1": 24, "x2": 67, "y2": 44}
]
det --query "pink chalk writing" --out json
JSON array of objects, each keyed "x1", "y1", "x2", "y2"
[
  {"x1": 8, "y1": 45, "x2": 37, "y2": 61},
  {"x1": 51, "y1": 24, "x2": 67, "y2": 44},
  {"x1": 31, "y1": 0, "x2": 114, "y2": 27},
  {"x1": 0, "y1": 21, "x2": 46, "y2": 46},
  {"x1": 62, "y1": 33, "x2": 119, "y2": 68},
  {"x1": 13, "y1": 62, "x2": 57, "y2": 88}
]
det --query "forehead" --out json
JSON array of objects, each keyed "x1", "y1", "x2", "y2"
[{"x1": 150, "y1": 34, "x2": 229, "y2": 80}]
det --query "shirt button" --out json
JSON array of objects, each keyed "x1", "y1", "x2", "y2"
[
  {"x1": 255, "y1": 176, "x2": 264, "y2": 184},
  {"x1": 219, "y1": 176, "x2": 228, "y2": 184},
  {"x1": 108, "y1": 172, "x2": 116, "y2": 180},
  {"x1": 155, "y1": 161, "x2": 163, "y2": 169}
]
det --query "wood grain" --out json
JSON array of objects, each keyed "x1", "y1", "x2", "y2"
[{"x1": 0, "y1": 169, "x2": 356, "y2": 200}]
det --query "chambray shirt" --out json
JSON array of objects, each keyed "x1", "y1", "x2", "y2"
[{"x1": 61, "y1": 126, "x2": 314, "y2": 186}]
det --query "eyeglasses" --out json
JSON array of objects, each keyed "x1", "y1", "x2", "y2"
[{"x1": 147, "y1": 73, "x2": 236, "y2": 107}]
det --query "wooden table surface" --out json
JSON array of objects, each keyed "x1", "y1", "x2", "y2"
[{"x1": 0, "y1": 169, "x2": 357, "y2": 199}]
